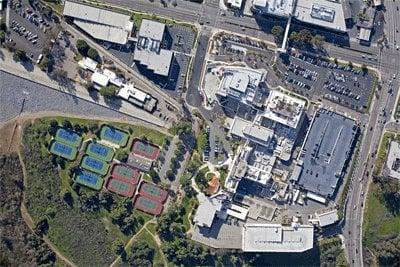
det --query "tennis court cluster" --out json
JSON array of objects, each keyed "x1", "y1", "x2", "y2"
[
  {"x1": 105, "y1": 163, "x2": 140, "y2": 198},
  {"x1": 100, "y1": 125, "x2": 129, "y2": 147},
  {"x1": 133, "y1": 182, "x2": 168, "y2": 216},
  {"x1": 49, "y1": 128, "x2": 83, "y2": 160}
]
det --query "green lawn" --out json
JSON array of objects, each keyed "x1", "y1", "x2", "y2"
[
  {"x1": 363, "y1": 182, "x2": 400, "y2": 248},
  {"x1": 182, "y1": 197, "x2": 198, "y2": 232}
]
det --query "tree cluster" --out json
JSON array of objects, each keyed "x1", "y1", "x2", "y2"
[{"x1": 76, "y1": 39, "x2": 99, "y2": 60}]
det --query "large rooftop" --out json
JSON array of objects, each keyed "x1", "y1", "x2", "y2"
[
  {"x1": 294, "y1": 0, "x2": 346, "y2": 32},
  {"x1": 63, "y1": 1, "x2": 133, "y2": 44},
  {"x1": 242, "y1": 223, "x2": 314, "y2": 252},
  {"x1": 134, "y1": 20, "x2": 173, "y2": 76},
  {"x1": 297, "y1": 109, "x2": 357, "y2": 197},
  {"x1": 260, "y1": 90, "x2": 306, "y2": 129},
  {"x1": 252, "y1": 0, "x2": 296, "y2": 17},
  {"x1": 230, "y1": 117, "x2": 274, "y2": 147}
]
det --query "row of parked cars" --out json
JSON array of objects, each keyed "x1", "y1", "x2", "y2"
[
  {"x1": 287, "y1": 62, "x2": 319, "y2": 81},
  {"x1": 10, "y1": 20, "x2": 38, "y2": 44},
  {"x1": 323, "y1": 81, "x2": 362, "y2": 101}
]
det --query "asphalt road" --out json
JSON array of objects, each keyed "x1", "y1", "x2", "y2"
[{"x1": 343, "y1": 3, "x2": 400, "y2": 266}]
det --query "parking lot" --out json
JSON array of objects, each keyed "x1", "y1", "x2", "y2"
[
  {"x1": 164, "y1": 24, "x2": 195, "y2": 55},
  {"x1": 277, "y1": 52, "x2": 376, "y2": 112},
  {"x1": 6, "y1": 0, "x2": 57, "y2": 62}
]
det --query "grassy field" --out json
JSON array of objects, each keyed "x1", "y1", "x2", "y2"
[
  {"x1": 363, "y1": 182, "x2": 400, "y2": 248},
  {"x1": 181, "y1": 196, "x2": 198, "y2": 232}
]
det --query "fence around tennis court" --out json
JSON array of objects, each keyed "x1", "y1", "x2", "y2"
[
  {"x1": 131, "y1": 138, "x2": 160, "y2": 161},
  {"x1": 110, "y1": 163, "x2": 141, "y2": 184},
  {"x1": 139, "y1": 182, "x2": 168, "y2": 203},
  {"x1": 86, "y1": 141, "x2": 115, "y2": 162},
  {"x1": 80, "y1": 155, "x2": 110, "y2": 176},
  {"x1": 100, "y1": 125, "x2": 129, "y2": 147},
  {"x1": 49, "y1": 140, "x2": 78, "y2": 161},
  {"x1": 75, "y1": 169, "x2": 104, "y2": 190},
  {"x1": 133, "y1": 195, "x2": 163, "y2": 216},
  {"x1": 106, "y1": 177, "x2": 136, "y2": 198},
  {"x1": 55, "y1": 128, "x2": 83, "y2": 148}
]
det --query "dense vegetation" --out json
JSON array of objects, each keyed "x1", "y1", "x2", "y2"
[
  {"x1": 364, "y1": 176, "x2": 400, "y2": 266},
  {"x1": 21, "y1": 119, "x2": 153, "y2": 266},
  {"x1": 0, "y1": 154, "x2": 56, "y2": 266}
]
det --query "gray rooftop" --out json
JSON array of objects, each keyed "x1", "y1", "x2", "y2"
[
  {"x1": 63, "y1": 1, "x2": 133, "y2": 44},
  {"x1": 138, "y1": 19, "x2": 165, "y2": 41},
  {"x1": 297, "y1": 109, "x2": 357, "y2": 197}
]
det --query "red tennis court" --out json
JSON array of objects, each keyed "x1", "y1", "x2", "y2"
[
  {"x1": 131, "y1": 138, "x2": 160, "y2": 161},
  {"x1": 106, "y1": 177, "x2": 136, "y2": 198},
  {"x1": 111, "y1": 163, "x2": 140, "y2": 185},
  {"x1": 139, "y1": 182, "x2": 168, "y2": 203},
  {"x1": 133, "y1": 195, "x2": 163, "y2": 216}
]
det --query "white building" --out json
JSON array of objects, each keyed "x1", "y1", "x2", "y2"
[
  {"x1": 242, "y1": 223, "x2": 314, "y2": 252},
  {"x1": 227, "y1": 0, "x2": 243, "y2": 9},
  {"x1": 252, "y1": 0, "x2": 347, "y2": 32},
  {"x1": 315, "y1": 209, "x2": 339, "y2": 227},
  {"x1": 230, "y1": 117, "x2": 274, "y2": 147},
  {"x1": 386, "y1": 141, "x2": 400, "y2": 180},
  {"x1": 133, "y1": 19, "x2": 173, "y2": 76},
  {"x1": 63, "y1": 1, "x2": 134, "y2": 45},
  {"x1": 78, "y1": 57, "x2": 98, "y2": 72},
  {"x1": 193, "y1": 193, "x2": 224, "y2": 228}
]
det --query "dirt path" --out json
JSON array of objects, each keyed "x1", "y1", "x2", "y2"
[
  {"x1": 109, "y1": 219, "x2": 156, "y2": 267},
  {"x1": 144, "y1": 225, "x2": 168, "y2": 267},
  {"x1": 13, "y1": 119, "x2": 77, "y2": 267}
]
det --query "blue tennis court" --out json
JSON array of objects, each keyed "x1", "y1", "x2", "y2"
[
  {"x1": 81, "y1": 155, "x2": 109, "y2": 176},
  {"x1": 75, "y1": 169, "x2": 103, "y2": 190},
  {"x1": 55, "y1": 128, "x2": 83, "y2": 148},
  {"x1": 86, "y1": 142, "x2": 114, "y2": 162},
  {"x1": 49, "y1": 141, "x2": 78, "y2": 160},
  {"x1": 100, "y1": 125, "x2": 129, "y2": 147}
]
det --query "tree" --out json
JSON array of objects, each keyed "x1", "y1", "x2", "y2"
[
  {"x1": 298, "y1": 29, "x2": 312, "y2": 43},
  {"x1": 311, "y1": 34, "x2": 325, "y2": 48},
  {"x1": 361, "y1": 63, "x2": 368, "y2": 73},
  {"x1": 271, "y1": 25, "x2": 284, "y2": 44},
  {"x1": 129, "y1": 241, "x2": 154, "y2": 266},
  {"x1": 111, "y1": 239, "x2": 124, "y2": 255},
  {"x1": 348, "y1": 61, "x2": 353, "y2": 68},
  {"x1": 99, "y1": 85, "x2": 117, "y2": 98},
  {"x1": 289, "y1": 31, "x2": 300, "y2": 43},
  {"x1": 115, "y1": 150, "x2": 129, "y2": 162},
  {"x1": 166, "y1": 170, "x2": 174, "y2": 180},
  {"x1": 13, "y1": 49, "x2": 28, "y2": 62},
  {"x1": 87, "y1": 47, "x2": 99, "y2": 60},
  {"x1": 76, "y1": 39, "x2": 89, "y2": 55}
]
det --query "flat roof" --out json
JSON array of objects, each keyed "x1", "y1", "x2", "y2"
[
  {"x1": 242, "y1": 223, "x2": 314, "y2": 252},
  {"x1": 252, "y1": 0, "x2": 295, "y2": 17},
  {"x1": 297, "y1": 109, "x2": 357, "y2": 197},
  {"x1": 134, "y1": 48, "x2": 173, "y2": 76},
  {"x1": 316, "y1": 209, "x2": 339, "y2": 227},
  {"x1": 118, "y1": 83, "x2": 148, "y2": 103},
  {"x1": 193, "y1": 193, "x2": 223, "y2": 228},
  {"x1": 138, "y1": 19, "x2": 165, "y2": 41},
  {"x1": 78, "y1": 57, "x2": 98, "y2": 72},
  {"x1": 227, "y1": 0, "x2": 243, "y2": 8},
  {"x1": 359, "y1": 28, "x2": 371, "y2": 42},
  {"x1": 261, "y1": 90, "x2": 305, "y2": 129},
  {"x1": 63, "y1": 1, "x2": 133, "y2": 44},
  {"x1": 294, "y1": 0, "x2": 347, "y2": 32},
  {"x1": 230, "y1": 117, "x2": 274, "y2": 147},
  {"x1": 387, "y1": 141, "x2": 400, "y2": 180},
  {"x1": 91, "y1": 72, "x2": 109, "y2": 87},
  {"x1": 226, "y1": 72, "x2": 250, "y2": 94}
]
